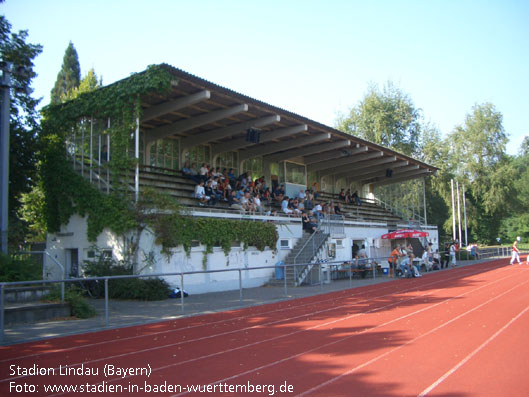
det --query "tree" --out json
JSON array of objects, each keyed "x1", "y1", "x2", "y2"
[
  {"x1": 0, "y1": 15, "x2": 43, "y2": 247},
  {"x1": 447, "y1": 103, "x2": 515, "y2": 243},
  {"x1": 50, "y1": 42, "x2": 80, "y2": 104},
  {"x1": 62, "y1": 68, "x2": 102, "y2": 101},
  {"x1": 336, "y1": 81, "x2": 422, "y2": 156}
]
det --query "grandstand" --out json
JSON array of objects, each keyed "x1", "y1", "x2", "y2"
[{"x1": 43, "y1": 64, "x2": 438, "y2": 293}]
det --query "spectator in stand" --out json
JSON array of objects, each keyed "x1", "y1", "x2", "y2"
[
  {"x1": 311, "y1": 182, "x2": 321, "y2": 199},
  {"x1": 228, "y1": 190, "x2": 244, "y2": 211},
  {"x1": 253, "y1": 193, "x2": 264, "y2": 214},
  {"x1": 334, "y1": 202, "x2": 344, "y2": 215},
  {"x1": 298, "y1": 189, "x2": 306, "y2": 201},
  {"x1": 422, "y1": 249, "x2": 432, "y2": 272},
  {"x1": 199, "y1": 163, "x2": 209, "y2": 181},
  {"x1": 273, "y1": 185, "x2": 285, "y2": 203},
  {"x1": 281, "y1": 196, "x2": 292, "y2": 215},
  {"x1": 302, "y1": 211, "x2": 318, "y2": 233},
  {"x1": 304, "y1": 190, "x2": 314, "y2": 210},
  {"x1": 262, "y1": 187, "x2": 271, "y2": 204},
  {"x1": 240, "y1": 191, "x2": 256, "y2": 214},
  {"x1": 339, "y1": 188, "x2": 346, "y2": 201},
  {"x1": 351, "y1": 191, "x2": 362, "y2": 206},
  {"x1": 344, "y1": 189, "x2": 352, "y2": 203},
  {"x1": 313, "y1": 201, "x2": 323, "y2": 220},
  {"x1": 194, "y1": 180, "x2": 210, "y2": 206},
  {"x1": 204, "y1": 179, "x2": 218, "y2": 206},
  {"x1": 181, "y1": 161, "x2": 201, "y2": 184}
]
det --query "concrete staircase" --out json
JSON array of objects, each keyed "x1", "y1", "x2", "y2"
[{"x1": 269, "y1": 230, "x2": 330, "y2": 287}]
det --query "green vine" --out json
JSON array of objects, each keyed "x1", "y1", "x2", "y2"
[
  {"x1": 150, "y1": 214, "x2": 278, "y2": 269},
  {"x1": 38, "y1": 64, "x2": 278, "y2": 267}
]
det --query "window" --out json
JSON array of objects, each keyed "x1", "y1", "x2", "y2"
[
  {"x1": 280, "y1": 239, "x2": 291, "y2": 249},
  {"x1": 285, "y1": 162, "x2": 306, "y2": 185},
  {"x1": 243, "y1": 157, "x2": 263, "y2": 180},
  {"x1": 215, "y1": 151, "x2": 238, "y2": 171},
  {"x1": 184, "y1": 145, "x2": 211, "y2": 169},
  {"x1": 150, "y1": 138, "x2": 180, "y2": 170}
]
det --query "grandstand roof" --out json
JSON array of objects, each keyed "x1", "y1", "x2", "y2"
[{"x1": 138, "y1": 64, "x2": 437, "y2": 187}]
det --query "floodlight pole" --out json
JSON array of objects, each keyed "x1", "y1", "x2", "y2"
[{"x1": 0, "y1": 63, "x2": 11, "y2": 254}]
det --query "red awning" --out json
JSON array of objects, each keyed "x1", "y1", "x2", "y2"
[{"x1": 381, "y1": 229, "x2": 429, "y2": 239}]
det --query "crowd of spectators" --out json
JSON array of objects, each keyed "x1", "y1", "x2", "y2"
[{"x1": 182, "y1": 163, "x2": 356, "y2": 229}]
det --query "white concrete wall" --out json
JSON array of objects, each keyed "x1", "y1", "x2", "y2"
[{"x1": 45, "y1": 213, "x2": 439, "y2": 294}]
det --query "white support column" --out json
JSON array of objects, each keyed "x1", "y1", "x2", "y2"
[
  {"x1": 463, "y1": 184, "x2": 468, "y2": 246},
  {"x1": 451, "y1": 179, "x2": 456, "y2": 241}
]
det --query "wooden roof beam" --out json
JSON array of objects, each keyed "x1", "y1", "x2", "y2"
[
  {"x1": 264, "y1": 139, "x2": 351, "y2": 163},
  {"x1": 182, "y1": 114, "x2": 280, "y2": 150},
  {"x1": 239, "y1": 133, "x2": 331, "y2": 161},
  {"x1": 319, "y1": 155, "x2": 397, "y2": 177},
  {"x1": 145, "y1": 104, "x2": 248, "y2": 144},
  {"x1": 141, "y1": 90, "x2": 211, "y2": 122},
  {"x1": 212, "y1": 124, "x2": 307, "y2": 156},
  {"x1": 370, "y1": 169, "x2": 432, "y2": 187},
  {"x1": 308, "y1": 150, "x2": 383, "y2": 173}
]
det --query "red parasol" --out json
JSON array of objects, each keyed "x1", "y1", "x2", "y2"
[{"x1": 381, "y1": 229, "x2": 429, "y2": 239}]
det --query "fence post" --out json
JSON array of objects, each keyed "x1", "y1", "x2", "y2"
[
  {"x1": 284, "y1": 265, "x2": 288, "y2": 296},
  {"x1": 319, "y1": 263, "x2": 323, "y2": 291},
  {"x1": 0, "y1": 284, "x2": 4, "y2": 344},
  {"x1": 180, "y1": 273, "x2": 185, "y2": 315},
  {"x1": 104, "y1": 278, "x2": 109, "y2": 327},
  {"x1": 239, "y1": 269, "x2": 242, "y2": 305},
  {"x1": 349, "y1": 263, "x2": 352, "y2": 288}
]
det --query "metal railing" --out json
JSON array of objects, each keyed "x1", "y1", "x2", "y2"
[{"x1": 2, "y1": 248, "x2": 518, "y2": 344}]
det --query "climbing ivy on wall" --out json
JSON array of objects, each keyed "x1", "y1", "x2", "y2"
[
  {"x1": 38, "y1": 64, "x2": 279, "y2": 261},
  {"x1": 150, "y1": 214, "x2": 278, "y2": 260}
]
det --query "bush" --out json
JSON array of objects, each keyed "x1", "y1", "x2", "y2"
[
  {"x1": 82, "y1": 253, "x2": 171, "y2": 301},
  {"x1": 46, "y1": 285, "x2": 96, "y2": 319},
  {"x1": 0, "y1": 253, "x2": 41, "y2": 282}
]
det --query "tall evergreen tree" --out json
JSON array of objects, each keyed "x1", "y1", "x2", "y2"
[{"x1": 50, "y1": 41, "x2": 80, "y2": 104}]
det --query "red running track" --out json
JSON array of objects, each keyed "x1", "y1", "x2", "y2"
[{"x1": 1, "y1": 258, "x2": 529, "y2": 396}]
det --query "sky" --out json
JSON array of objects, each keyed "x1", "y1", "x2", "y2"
[{"x1": 3, "y1": 0, "x2": 529, "y2": 155}]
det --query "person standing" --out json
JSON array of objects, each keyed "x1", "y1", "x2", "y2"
[
  {"x1": 450, "y1": 242, "x2": 457, "y2": 268},
  {"x1": 510, "y1": 238, "x2": 522, "y2": 265}
]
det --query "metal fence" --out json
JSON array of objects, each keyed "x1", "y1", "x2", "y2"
[{"x1": 1, "y1": 248, "x2": 518, "y2": 344}]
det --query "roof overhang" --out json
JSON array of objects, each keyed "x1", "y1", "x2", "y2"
[{"x1": 135, "y1": 64, "x2": 438, "y2": 186}]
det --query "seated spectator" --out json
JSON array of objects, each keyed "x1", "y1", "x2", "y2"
[
  {"x1": 273, "y1": 185, "x2": 285, "y2": 203},
  {"x1": 240, "y1": 191, "x2": 256, "y2": 214},
  {"x1": 344, "y1": 189, "x2": 352, "y2": 203},
  {"x1": 281, "y1": 196, "x2": 293, "y2": 215},
  {"x1": 204, "y1": 180, "x2": 218, "y2": 206},
  {"x1": 302, "y1": 211, "x2": 318, "y2": 233},
  {"x1": 313, "y1": 201, "x2": 323, "y2": 220},
  {"x1": 199, "y1": 163, "x2": 209, "y2": 181},
  {"x1": 194, "y1": 180, "x2": 210, "y2": 206},
  {"x1": 228, "y1": 190, "x2": 244, "y2": 211},
  {"x1": 351, "y1": 191, "x2": 362, "y2": 206},
  {"x1": 181, "y1": 161, "x2": 201, "y2": 184},
  {"x1": 298, "y1": 189, "x2": 306, "y2": 201},
  {"x1": 334, "y1": 202, "x2": 344, "y2": 215},
  {"x1": 253, "y1": 193, "x2": 264, "y2": 214},
  {"x1": 262, "y1": 187, "x2": 271, "y2": 204},
  {"x1": 339, "y1": 188, "x2": 346, "y2": 201}
]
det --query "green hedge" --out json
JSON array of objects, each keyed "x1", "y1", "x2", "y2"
[{"x1": 0, "y1": 253, "x2": 41, "y2": 282}]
